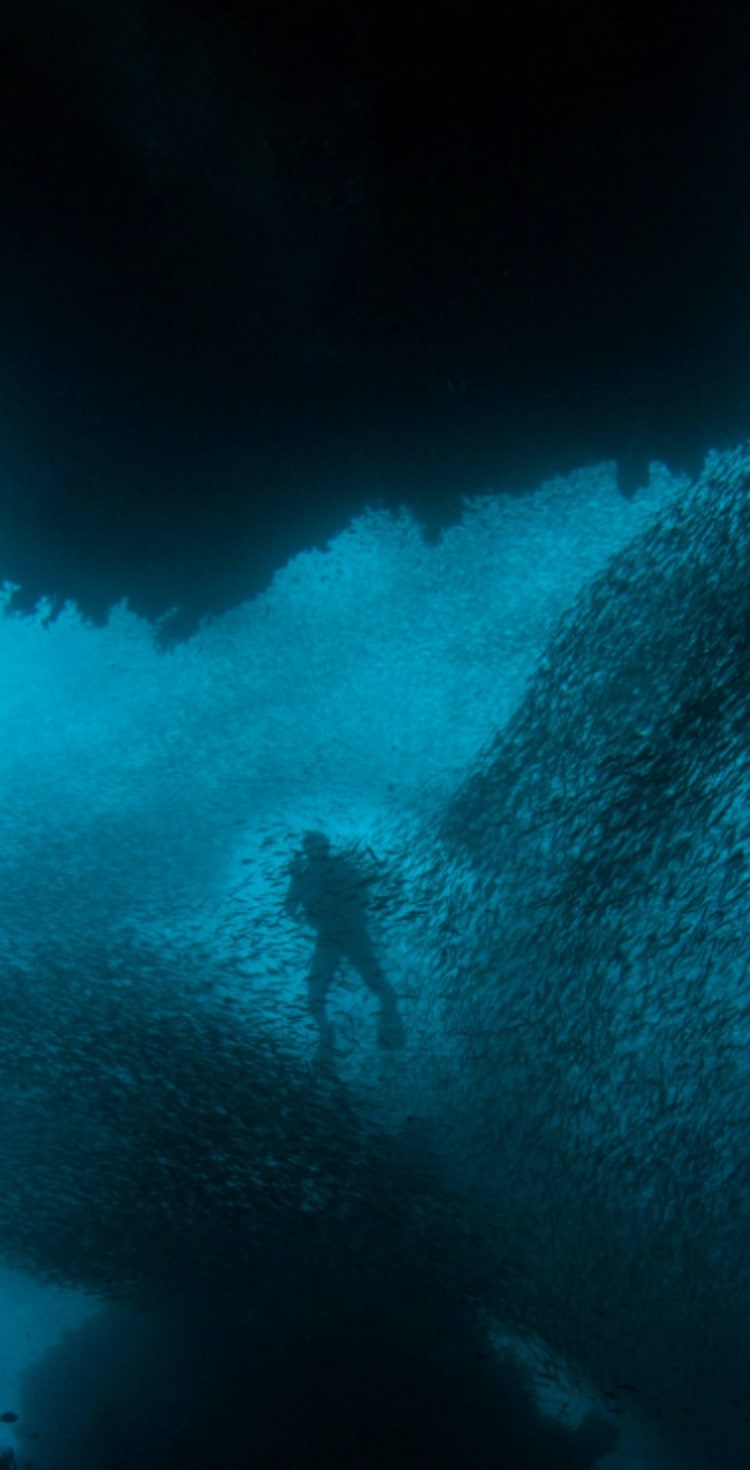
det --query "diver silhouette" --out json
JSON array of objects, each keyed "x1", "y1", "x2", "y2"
[{"x1": 285, "y1": 831, "x2": 405, "y2": 1064}]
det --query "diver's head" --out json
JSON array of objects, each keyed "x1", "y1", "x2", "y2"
[{"x1": 302, "y1": 830, "x2": 331, "y2": 859}]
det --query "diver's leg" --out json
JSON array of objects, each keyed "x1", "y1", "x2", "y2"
[{"x1": 347, "y1": 932, "x2": 405, "y2": 1049}]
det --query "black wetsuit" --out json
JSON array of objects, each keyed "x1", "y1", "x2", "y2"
[{"x1": 285, "y1": 844, "x2": 404, "y2": 1058}]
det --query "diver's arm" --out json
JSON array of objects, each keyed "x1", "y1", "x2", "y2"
[
  {"x1": 284, "y1": 883, "x2": 301, "y2": 918},
  {"x1": 284, "y1": 860, "x2": 305, "y2": 918}
]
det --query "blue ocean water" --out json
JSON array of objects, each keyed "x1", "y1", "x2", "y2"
[{"x1": 1, "y1": 449, "x2": 747, "y2": 1468}]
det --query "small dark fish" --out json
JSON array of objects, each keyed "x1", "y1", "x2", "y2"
[{"x1": 0, "y1": 1411, "x2": 18, "y2": 1423}]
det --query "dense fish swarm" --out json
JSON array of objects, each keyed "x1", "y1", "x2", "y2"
[
  {"x1": 0, "y1": 939, "x2": 619, "y2": 1469},
  {"x1": 437, "y1": 442, "x2": 750, "y2": 1465},
  {"x1": 0, "y1": 931, "x2": 494, "y2": 1308},
  {"x1": 2, "y1": 448, "x2": 749, "y2": 1465}
]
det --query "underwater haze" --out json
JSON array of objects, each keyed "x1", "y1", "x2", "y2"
[{"x1": 2, "y1": 449, "x2": 749, "y2": 1466}]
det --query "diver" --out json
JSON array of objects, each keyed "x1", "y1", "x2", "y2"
[{"x1": 284, "y1": 830, "x2": 405, "y2": 1064}]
